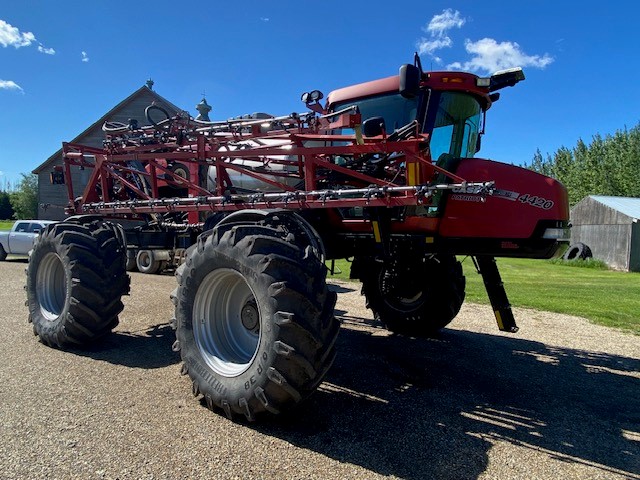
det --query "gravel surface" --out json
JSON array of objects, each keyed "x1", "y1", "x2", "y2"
[{"x1": 1, "y1": 259, "x2": 638, "y2": 479}]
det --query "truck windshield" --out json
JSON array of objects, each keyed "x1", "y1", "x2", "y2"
[{"x1": 427, "y1": 91, "x2": 482, "y2": 162}]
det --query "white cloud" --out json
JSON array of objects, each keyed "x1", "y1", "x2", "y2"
[
  {"x1": 425, "y1": 9, "x2": 466, "y2": 36},
  {"x1": 447, "y1": 38, "x2": 553, "y2": 73},
  {"x1": 418, "y1": 37, "x2": 452, "y2": 56},
  {"x1": 37, "y1": 44, "x2": 55, "y2": 55},
  {"x1": 0, "y1": 19, "x2": 35, "y2": 48},
  {"x1": 0, "y1": 19, "x2": 57, "y2": 56},
  {"x1": 0, "y1": 80, "x2": 24, "y2": 92},
  {"x1": 260, "y1": 17, "x2": 269, "y2": 22},
  {"x1": 81, "y1": 51, "x2": 89, "y2": 62},
  {"x1": 417, "y1": 9, "x2": 466, "y2": 63}
]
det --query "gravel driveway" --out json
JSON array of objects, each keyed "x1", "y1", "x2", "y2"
[{"x1": 1, "y1": 259, "x2": 638, "y2": 479}]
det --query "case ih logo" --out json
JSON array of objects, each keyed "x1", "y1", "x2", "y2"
[{"x1": 450, "y1": 188, "x2": 555, "y2": 210}]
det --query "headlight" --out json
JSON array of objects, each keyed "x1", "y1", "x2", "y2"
[{"x1": 542, "y1": 227, "x2": 571, "y2": 241}]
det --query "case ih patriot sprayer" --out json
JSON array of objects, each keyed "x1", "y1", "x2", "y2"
[{"x1": 26, "y1": 57, "x2": 569, "y2": 420}]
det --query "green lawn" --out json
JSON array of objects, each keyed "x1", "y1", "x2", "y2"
[
  {"x1": 0, "y1": 220, "x2": 14, "y2": 231},
  {"x1": 327, "y1": 257, "x2": 640, "y2": 334}
]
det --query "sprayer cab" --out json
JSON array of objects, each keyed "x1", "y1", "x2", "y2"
[{"x1": 323, "y1": 62, "x2": 568, "y2": 260}]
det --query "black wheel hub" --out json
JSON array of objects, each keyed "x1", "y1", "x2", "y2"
[{"x1": 241, "y1": 301, "x2": 259, "y2": 332}]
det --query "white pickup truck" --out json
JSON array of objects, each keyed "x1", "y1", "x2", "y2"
[{"x1": 0, "y1": 220, "x2": 56, "y2": 260}]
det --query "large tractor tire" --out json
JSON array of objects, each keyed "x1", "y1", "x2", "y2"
[
  {"x1": 356, "y1": 254, "x2": 465, "y2": 337},
  {"x1": 172, "y1": 211, "x2": 339, "y2": 420},
  {"x1": 25, "y1": 217, "x2": 130, "y2": 348}
]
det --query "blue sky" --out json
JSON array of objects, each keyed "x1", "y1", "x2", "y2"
[{"x1": 1, "y1": 1, "x2": 638, "y2": 187}]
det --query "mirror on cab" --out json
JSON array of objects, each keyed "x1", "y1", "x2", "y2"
[
  {"x1": 362, "y1": 116, "x2": 386, "y2": 137},
  {"x1": 399, "y1": 64, "x2": 420, "y2": 98}
]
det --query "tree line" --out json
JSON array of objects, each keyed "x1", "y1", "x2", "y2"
[
  {"x1": 0, "y1": 173, "x2": 38, "y2": 220},
  {"x1": 525, "y1": 122, "x2": 640, "y2": 206}
]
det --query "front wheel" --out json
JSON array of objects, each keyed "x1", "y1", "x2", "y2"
[
  {"x1": 356, "y1": 254, "x2": 465, "y2": 337},
  {"x1": 173, "y1": 213, "x2": 339, "y2": 420},
  {"x1": 25, "y1": 217, "x2": 130, "y2": 348}
]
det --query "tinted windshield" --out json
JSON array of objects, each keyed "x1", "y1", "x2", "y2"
[
  {"x1": 427, "y1": 91, "x2": 482, "y2": 162},
  {"x1": 332, "y1": 90, "x2": 482, "y2": 161},
  {"x1": 333, "y1": 93, "x2": 419, "y2": 133}
]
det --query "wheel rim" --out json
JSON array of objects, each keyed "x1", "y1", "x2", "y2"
[
  {"x1": 379, "y1": 268, "x2": 425, "y2": 311},
  {"x1": 138, "y1": 251, "x2": 152, "y2": 269},
  {"x1": 36, "y1": 252, "x2": 67, "y2": 320},
  {"x1": 192, "y1": 268, "x2": 260, "y2": 377}
]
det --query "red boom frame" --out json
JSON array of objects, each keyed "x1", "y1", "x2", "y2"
[{"x1": 60, "y1": 111, "x2": 491, "y2": 223}]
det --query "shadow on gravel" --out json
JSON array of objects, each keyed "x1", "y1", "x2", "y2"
[
  {"x1": 327, "y1": 283, "x2": 357, "y2": 294},
  {"x1": 256, "y1": 315, "x2": 640, "y2": 480},
  {"x1": 4, "y1": 257, "x2": 28, "y2": 263},
  {"x1": 73, "y1": 324, "x2": 179, "y2": 369}
]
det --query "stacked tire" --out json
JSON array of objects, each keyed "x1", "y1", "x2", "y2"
[{"x1": 563, "y1": 242, "x2": 593, "y2": 260}]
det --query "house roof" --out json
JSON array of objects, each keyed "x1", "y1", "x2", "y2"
[
  {"x1": 590, "y1": 195, "x2": 640, "y2": 221},
  {"x1": 33, "y1": 85, "x2": 183, "y2": 174}
]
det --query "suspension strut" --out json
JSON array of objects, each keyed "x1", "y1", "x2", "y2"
[{"x1": 474, "y1": 255, "x2": 519, "y2": 333}]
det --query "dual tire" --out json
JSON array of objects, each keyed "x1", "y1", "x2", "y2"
[{"x1": 25, "y1": 217, "x2": 130, "y2": 348}]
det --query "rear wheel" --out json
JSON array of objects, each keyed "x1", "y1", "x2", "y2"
[
  {"x1": 25, "y1": 217, "x2": 130, "y2": 348},
  {"x1": 172, "y1": 212, "x2": 339, "y2": 420},
  {"x1": 0, "y1": 244, "x2": 6, "y2": 261},
  {"x1": 356, "y1": 254, "x2": 465, "y2": 337}
]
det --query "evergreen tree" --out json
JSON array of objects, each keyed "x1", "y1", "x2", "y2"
[{"x1": 0, "y1": 191, "x2": 14, "y2": 219}]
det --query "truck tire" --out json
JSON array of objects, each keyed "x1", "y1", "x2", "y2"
[
  {"x1": 563, "y1": 242, "x2": 592, "y2": 260},
  {"x1": 136, "y1": 249, "x2": 162, "y2": 274},
  {"x1": 168, "y1": 162, "x2": 189, "y2": 186},
  {"x1": 25, "y1": 217, "x2": 130, "y2": 348},
  {"x1": 126, "y1": 249, "x2": 138, "y2": 271},
  {"x1": 0, "y1": 244, "x2": 6, "y2": 261},
  {"x1": 172, "y1": 213, "x2": 339, "y2": 420},
  {"x1": 357, "y1": 254, "x2": 465, "y2": 337}
]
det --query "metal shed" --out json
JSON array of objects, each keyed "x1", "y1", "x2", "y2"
[{"x1": 570, "y1": 195, "x2": 640, "y2": 271}]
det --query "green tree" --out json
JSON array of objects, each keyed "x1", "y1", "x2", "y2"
[
  {"x1": 10, "y1": 173, "x2": 38, "y2": 219},
  {"x1": 528, "y1": 122, "x2": 640, "y2": 206},
  {"x1": 0, "y1": 191, "x2": 14, "y2": 219}
]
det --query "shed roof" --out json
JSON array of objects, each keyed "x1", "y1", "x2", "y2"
[{"x1": 590, "y1": 195, "x2": 640, "y2": 220}]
